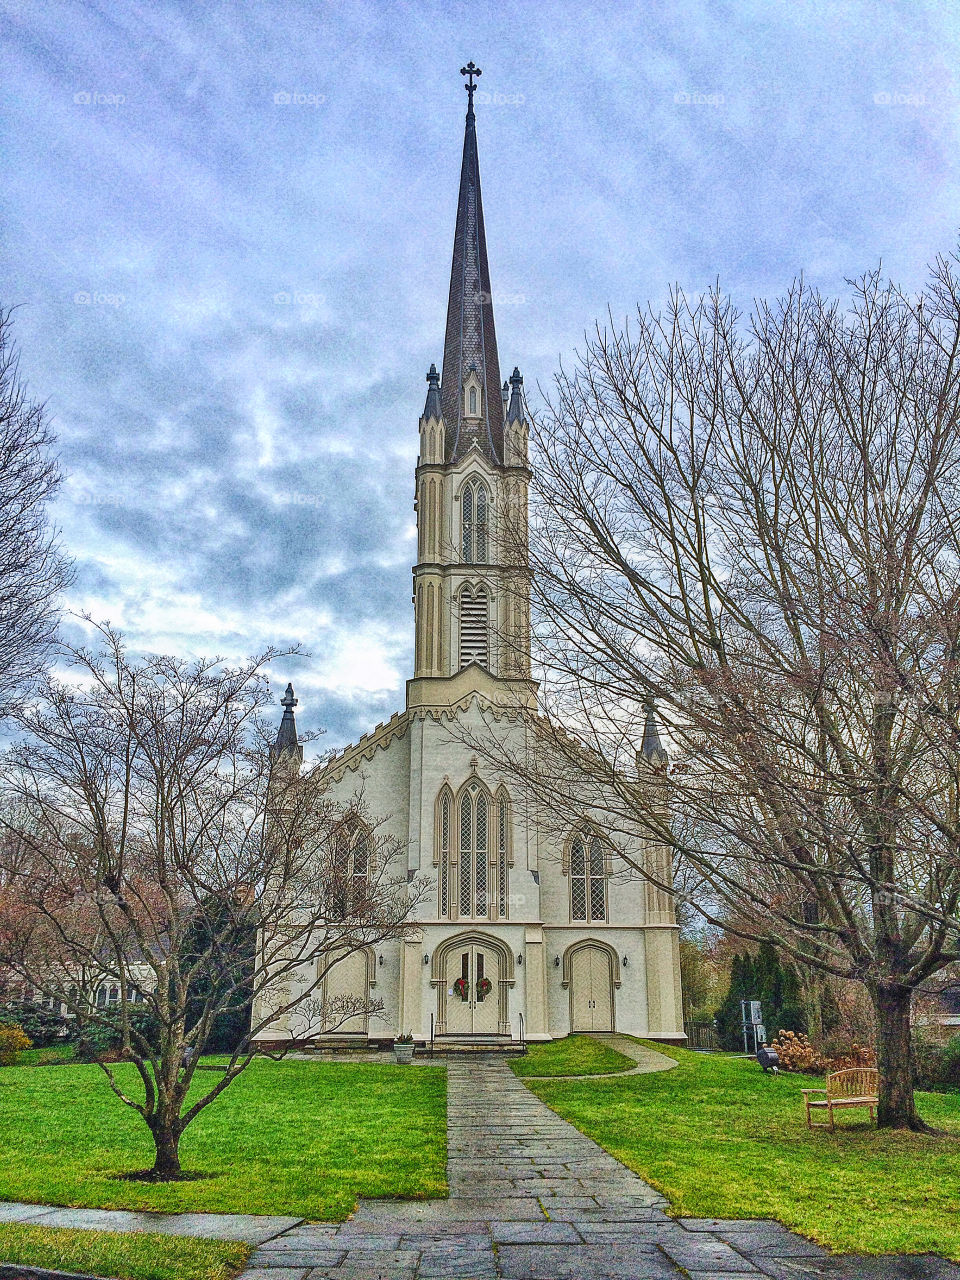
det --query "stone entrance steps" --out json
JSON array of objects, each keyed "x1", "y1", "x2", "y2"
[
  {"x1": 427, "y1": 1038, "x2": 527, "y2": 1056},
  {"x1": 293, "y1": 1036, "x2": 527, "y2": 1057}
]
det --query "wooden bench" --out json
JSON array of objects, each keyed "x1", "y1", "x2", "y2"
[{"x1": 801, "y1": 1067, "x2": 879, "y2": 1132}]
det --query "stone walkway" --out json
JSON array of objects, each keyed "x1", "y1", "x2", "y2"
[
  {"x1": 237, "y1": 1055, "x2": 959, "y2": 1280},
  {"x1": 2, "y1": 1054, "x2": 958, "y2": 1279}
]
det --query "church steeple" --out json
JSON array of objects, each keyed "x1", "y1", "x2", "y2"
[
  {"x1": 409, "y1": 67, "x2": 533, "y2": 705},
  {"x1": 440, "y1": 62, "x2": 504, "y2": 465}
]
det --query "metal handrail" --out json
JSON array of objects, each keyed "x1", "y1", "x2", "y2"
[
  {"x1": 430, "y1": 1011, "x2": 435, "y2": 1059},
  {"x1": 518, "y1": 1011, "x2": 527, "y2": 1055}
]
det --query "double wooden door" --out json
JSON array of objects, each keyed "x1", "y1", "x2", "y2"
[
  {"x1": 570, "y1": 945, "x2": 614, "y2": 1032},
  {"x1": 444, "y1": 943, "x2": 500, "y2": 1035}
]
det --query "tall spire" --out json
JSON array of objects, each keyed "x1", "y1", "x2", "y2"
[
  {"x1": 440, "y1": 62, "x2": 504, "y2": 465},
  {"x1": 272, "y1": 682, "x2": 303, "y2": 767},
  {"x1": 640, "y1": 702, "x2": 669, "y2": 768}
]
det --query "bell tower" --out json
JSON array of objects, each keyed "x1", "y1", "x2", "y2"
[{"x1": 410, "y1": 65, "x2": 534, "y2": 709}]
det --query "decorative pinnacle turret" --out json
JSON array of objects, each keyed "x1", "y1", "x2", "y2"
[
  {"x1": 506, "y1": 367, "x2": 525, "y2": 423},
  {"x1": 273, "y1": 682, "x2": 303, "y2": 765},
  {"x1": 640, "y1": 702, "x2": 669, "y2": 768},
  {"x1": 423, "y1": 363, "x2": 442, "y2": 420},
  {"x1": 461, "y1": 61, "x2": 481, "y2": 115}
]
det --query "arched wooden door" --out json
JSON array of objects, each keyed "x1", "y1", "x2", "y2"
[
  {"x1": 444, "y1": 942, "x2": 501, "y2": 1035},
  {"x1": 323, "y1": 949, "x2": 370, "y2": 1035},
  {"x1": 570, "y1": 945, "x2": 614, "y2": 1032}
]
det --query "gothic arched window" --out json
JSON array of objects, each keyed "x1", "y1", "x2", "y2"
[
  {"x1": 461, "y1": 480, "x2": 489, "y2": 563},
  {"x1": 496, "y1": 787, "x2": 511, "y2": 919},
  {"x1": 569, "y1": 829, "x2": 607, "y2": 923},
  {"x1": 459, "y1": 785, "x2": 489, "y2": 917},
  {"x1": 330, "y1": 818, "x2": 372, "y2": 920},
  {"x1": 458, "y1": 584, "x2": 489, "y2": 669},
  {"x1": 436, "y1": 787, "x2": 452, "y2": 918},
  {"x1": 469, "y1": 386, "x2": 478, "y2": 415},
  {"x1": 436, "y1": 782, "x2": 511, "y2": 922}
]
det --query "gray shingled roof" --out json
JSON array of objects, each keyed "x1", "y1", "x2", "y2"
[{"x1": 440, "y1": 92, "x2": 504, "y2": 465}]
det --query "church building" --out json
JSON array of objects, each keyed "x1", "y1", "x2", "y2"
[{"x1": 252, "y1": 66, "x2": 684, "y2": 1048}]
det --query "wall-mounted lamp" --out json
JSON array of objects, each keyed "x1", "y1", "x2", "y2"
[
  {"x1": 378, "y1": 954, "x2": 385, "y2": 967},
  {"x1": 423, "y1": 954, "x2": 430, "y2": 965},
  {"x1": 622, "y1": 955, "x2": 629, "y2": 967},
  {"x1": 517, "y1": 954, "x2": 523, "y2": 965},
  {"x1": 553, "y1": 956, "x2": 560, "y2": 967}
]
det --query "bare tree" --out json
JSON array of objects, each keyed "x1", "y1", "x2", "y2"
[
  {"x1": 0, "y1": 308, "x2": 70, "y2": 717},
  {"x1": 0, "y1": 624, "x2": 421, "y2": 1179},
  {"x1": 483, "y1": 256, "x2": 960, "y2": 1130}
]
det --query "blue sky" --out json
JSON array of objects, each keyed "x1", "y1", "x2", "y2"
[{"x1": 2, "y1": 0, "x2": 958, "y2": 750}]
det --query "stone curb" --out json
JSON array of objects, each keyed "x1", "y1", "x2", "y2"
[{"x1": 0, "y1": 1266, "x2": 103, "y2": 1280}]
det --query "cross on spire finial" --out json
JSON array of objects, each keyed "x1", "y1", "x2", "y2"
[
  {"x1": 281, "y1": 682, "x2": 297, "y2": 711},
  {"x1": 460, "y1": 61, "x2": 481, "y2": 114}
]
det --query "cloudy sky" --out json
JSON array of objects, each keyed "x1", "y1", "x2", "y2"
[{"x1": 2, "y1": 0, "x2": 958, "y2": 750}]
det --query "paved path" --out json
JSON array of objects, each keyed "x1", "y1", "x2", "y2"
[
  {"x1": 237, "y1": 1055, "x2": 959, "y2": 1280},
  {"x1": 2, "y1": 1055, "x2": 958, "y2": 1279}
]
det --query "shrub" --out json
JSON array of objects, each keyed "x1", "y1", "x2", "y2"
[
  {"x1": 0, "y1": 1002, "x2": 72, "y2": 1048},
  {"x1": 0, "y1": 1025, "x2": 32, "y2": 1066},
  {"x1": 75, "y1": 1009, "x2": 161, "y2": 1062},
  {"x1": 770, "y1": 1029, "x2": 876, "y2": 1075},
  {"x1": 943, "y1": 1036, "x2": 960, "y2": 1086},
  {"x1": 912, "y1": 1033, "x2": 960, "y2": 1091},
  {"x1": 770, "y1": 1030, "x2": 830, "y2": 1074}
]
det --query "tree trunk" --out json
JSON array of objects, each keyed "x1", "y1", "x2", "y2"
[
  {"x1": 149, "y1": 1121, "x2": 182, "y2": 1179},
  {"x1": 871, "y1": 984, "x2": 928, "y2": 1131}
]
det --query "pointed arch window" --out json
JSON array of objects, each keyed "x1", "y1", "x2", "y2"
[
  {"x1": 569, "y1": 830, "x2": 607, "y2": 923},
  {"x1": 330, "y1": 818, "x2": 372, "y2": 920},
  {"x1": 496, "y1": 788, "x2": 511, "y2": 919},
  {"x1": 459, "y1": 786, "x2": 489, "y2": 917},
  {"x1": 461, "y1": 480, "x2": 489, "y2": 563},
  {"x1": 458, "y1": 585, "x2": 489, "y2": 669},
  {"x1": 435, "y1": 781, "x2": 511, "y2": 921},
  {"x1": 469, "y1": 386, "x2": 478, "y2": 415},
  {"x1": 437, "y1": 788, "x2": 451, "y2": 918}
]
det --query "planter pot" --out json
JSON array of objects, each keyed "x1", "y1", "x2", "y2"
[{"x1": 394, "y1": 1043, "x2": 415, "y2": 1064}]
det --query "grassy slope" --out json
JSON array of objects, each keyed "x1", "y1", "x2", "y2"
[
  {"x1": 0, "y1": 1225, "x2": 247, "y2": 1280},
  {"x1": 524, "y1": 1042, "x2": 960, "y2": 1259},
  {"x1": 0, "y1": 1058, "x2": 446, "y2": 1220},
  {"x1": 511, "y1": 1035, "x2": 636, "y2": 1077},
  {"x1": 13, "y1": 1044, "x2": 77, "y2": 1068}
]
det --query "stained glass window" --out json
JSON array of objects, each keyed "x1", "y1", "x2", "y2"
[
  {"x1": 330, "y1": 820, "x2": 371, "y2": 919},
  {"x1": 570, "y1": 830, "x2": 607, "y2": 922},
  {"x1": 439, "y1": 791, "x2": 450, "y2": 918},
  {"x1": 475, "y1": 793, "x2": 488, "y2": 917},
  {"x1": 455, "y1": 785, "x2": 492, "y2": 918},
  {"x1": 462, "y1": 481, "x2": 489, "y2": 565},
  {"x1": 498, "y1": 795, "x2": 509, "y2": 918},
  {"x1": 460, "y1": 793, "x2": 473, "y2": 917}
]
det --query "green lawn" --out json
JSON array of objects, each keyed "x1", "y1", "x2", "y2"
[
  {"x1": 511, "y1": 1035, "x2": 635, "y2": 1077},
  {"x1": 14, "y1": 1043, "x2": 77, "y2": 1067},
  {"x1": 0, "y1": 1224, "x2": 247, "y2": 1280},
  {"x1": 0, "y1": 1058, "x2": 446, "y2": 1220},
  {"x1": 523, "y1": 1041, "x2": 960, "y2": 1259}
]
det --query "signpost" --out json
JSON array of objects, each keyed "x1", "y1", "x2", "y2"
[{"x1": 741, "y1": 999, "x2": 763, "y2": 1054}]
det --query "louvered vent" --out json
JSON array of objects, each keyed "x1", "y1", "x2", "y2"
[{"x1": 459, "y1": 588, "x2": 489, "y2": 668}]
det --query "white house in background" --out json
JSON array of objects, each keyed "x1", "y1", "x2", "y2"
[{"x1": 251, "y1": 68, "x2": 684, "y2": 1050}]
